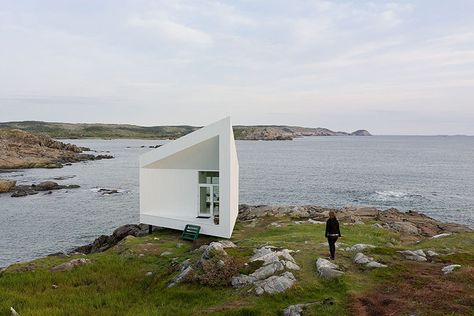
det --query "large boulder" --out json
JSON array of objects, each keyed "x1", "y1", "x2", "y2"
[
  {"x1": 316, "y1": 258, "x2": 344, "y2": 278},
  {"x1": 0, "y1": 179, "x2": 16, "y2": 193},
  {"x1": 254, "y1": 272, "x2": 296, "y2": 295}
]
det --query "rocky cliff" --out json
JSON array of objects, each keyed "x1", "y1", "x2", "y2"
[{"x1": 0, "y1": 129, "x2": 112, "y2": 169}]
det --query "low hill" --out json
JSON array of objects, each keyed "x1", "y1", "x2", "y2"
[{"x1": 0, "y1": 121, "x2": 371, "y2": 140}]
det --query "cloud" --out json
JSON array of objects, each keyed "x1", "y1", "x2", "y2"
[{"x1": 128, "y1": 15, "x2": 212, "y2": 45}]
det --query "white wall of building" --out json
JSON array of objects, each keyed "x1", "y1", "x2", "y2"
[{"x1": 139, "y1": 117, "x2": 239, "y2": 238}]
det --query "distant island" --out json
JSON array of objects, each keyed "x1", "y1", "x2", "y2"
[{"x1": 0, "y1": 121, "x2": 371, "y2": 141}]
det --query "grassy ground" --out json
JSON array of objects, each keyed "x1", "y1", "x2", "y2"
[{"x1": 1, "y1": 217, "x2": 473, "y2": 316}]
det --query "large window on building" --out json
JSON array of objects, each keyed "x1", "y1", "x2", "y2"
[{"x1": 198, "y1": 171, "x2": 219, "y2": 219}]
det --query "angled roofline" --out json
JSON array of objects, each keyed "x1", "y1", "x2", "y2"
[{"x1": 140, "y1": 116, "x2": 232, "y2": 168}]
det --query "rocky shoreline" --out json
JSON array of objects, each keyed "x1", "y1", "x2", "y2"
[
  {"x1": 0, "y1": 129, "x2": 113, "y2": 170},
  {"x1": 68, "y1": 204, "x2": 471, "y2": 257},
  {"x1": 237, "y1": 204, "x2": 471, "y2": 238}
]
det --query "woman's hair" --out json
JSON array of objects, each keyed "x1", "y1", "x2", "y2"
[{"x1": 329, "y1": 211, "x2": 336, "y2": 219}]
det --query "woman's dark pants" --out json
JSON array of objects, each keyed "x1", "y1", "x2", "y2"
[{"x1": 327, "y1": 236, "x2": 338, "y2": 259}]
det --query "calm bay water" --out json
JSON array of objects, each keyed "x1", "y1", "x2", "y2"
[{"x1": 1, "y1": 136, "x2": 473, "y2": 267}]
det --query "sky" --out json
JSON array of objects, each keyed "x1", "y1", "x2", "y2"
[{"x1": 1, "y1": 0, "x2": 474, "y2": 135}]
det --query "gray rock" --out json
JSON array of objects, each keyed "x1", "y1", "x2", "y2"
[
  {"x1": 250, "y1": 261, "x2": 284, "y2": 280},
  {"x1": 397, "y1": 250, "x2": 427, "y2": 262},
  {"x1": 231, "y1": 274, "x2": 256, "y2": 287},
  {"x1": 319, "y1": 267, "x2": 345, "y2": 278},
  {"x1": 254, "y1": 271, "x2": 296, "y2": 295},
  {"x1": 177, "y1": 259, "x2": 192, "y2": 271},
  {"x1": 202, "y1": 242, "x2": 227, "y2": 260},
  {"x1": 426, "y1": 250, "x2": 439, "y2": 257},
  {"x1": 441, "y1": 264, "x2": 461, "y2": 274},
  {"x1": 145, "y1": 271, "x2": 153, "y2": 276},
  {"x1": 353, "y1": 252, "x2": 373, "y2": 265},
  {"x1": 168, "y1": 266, "x2": 193, "y2": 288},
  {"x1": 160, "y1": 251, "x2": 173, "y2": 256},
  {"x1": 50, "y1": 258, "x2": 91, "y2": 272},
  {"x1": 316, "y1": 258, "x2": 344, "y2": 278},
  {"x1": 283, "y1": 304, "x2": 304, "y2": 316},
  {"x1": 366, "y1": 261, "x2": 387, "y2": 268},
  {"x1": 282, "y1": 300, "x2": 334, "y2": 316},
  {"x1": 345, "y1": 244, "x2": 375, "y2": 252},
  {"x1": 216, "y1": 260, "x2": 225, "y2": 268},
  {"x1": 283, "y1": 260, "x2": 301, "y2": 270},
  {"x1": 218, "y1": 240, "x2": 237, "y2": 248},
  {"x1": 431, "y1": 233, "x2": 452, "y2": 239},
  {"x1": 10, "y1": 307, "x2": 19, "y2": 316},
  {"x1": 250, "y1": 246, "x2": 274, "y2": 261},
  {"x1": 412, "y1": 249, "x2": 426, "y2": 257}
]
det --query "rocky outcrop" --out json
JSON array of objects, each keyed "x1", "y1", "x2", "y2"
[
  {"x1": 254, "y1": 271, "x2": 296, "y2": 295},
  {"x1": 231, "y1": 246, "x2": 299, "y2": 294},
  {"x1": 237, "y1": 205, "x2": 471, "y2": 237},
  {"x1": 71, "y1": 224, "x2": 152, "y2": 254},
  {"x1": 8, "y1": 181, "x2": 80, "y2": 197},
  {"x1": 0, "y1": 129, "x2": 113, "y2": 169},
  {"x1": 0, "y1": 179, "x2": 16, "y2": 192}
]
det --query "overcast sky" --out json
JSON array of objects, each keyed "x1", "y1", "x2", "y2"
[{"x1": 1, "y1": 1, "x2": 473, "y2": 135}]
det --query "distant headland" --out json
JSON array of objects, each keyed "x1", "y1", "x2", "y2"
[{"x1": 0, "y1": 121, "x2": 371, "y2": 141}]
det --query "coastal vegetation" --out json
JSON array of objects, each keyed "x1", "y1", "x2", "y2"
[
  {"x1": 1, "y1": 205, "x2": 472, "y2": 315},
  {"x1": 0, "y1": 121, "x2": 371, "y2": 141}
]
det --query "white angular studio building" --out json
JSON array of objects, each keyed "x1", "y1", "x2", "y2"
[{"x1": 139, "y1": 117, "x2": 239, "y2": 238}]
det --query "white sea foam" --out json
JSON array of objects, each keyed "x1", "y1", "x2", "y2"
[{"x1": 375, "y1": 191, "x2": 411, "y2": 198}]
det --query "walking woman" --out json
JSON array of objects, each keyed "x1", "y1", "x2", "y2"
[{"x1": 325, "y1": 211, "x2": 341, "y2": 260}]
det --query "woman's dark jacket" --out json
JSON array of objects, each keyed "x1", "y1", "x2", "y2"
[{"x1": 325, "y1": 218, "x2": 341, "y2": 237}]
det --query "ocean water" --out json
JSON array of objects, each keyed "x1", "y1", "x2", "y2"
[{"x1": 1, "y1": 136, "x2": 473, "y2": 267}]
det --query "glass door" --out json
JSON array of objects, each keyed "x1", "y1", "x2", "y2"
[
  {"x1": 198, "y1": 171, "x2": 219, "y2": 218},
  {"x1": 199, "y1": 185, "x2": 212, "y2": 217}
]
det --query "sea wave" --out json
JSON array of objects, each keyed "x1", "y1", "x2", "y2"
[{"x1": 372, "y1": 190, "x2": 423, "y2": 200}]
